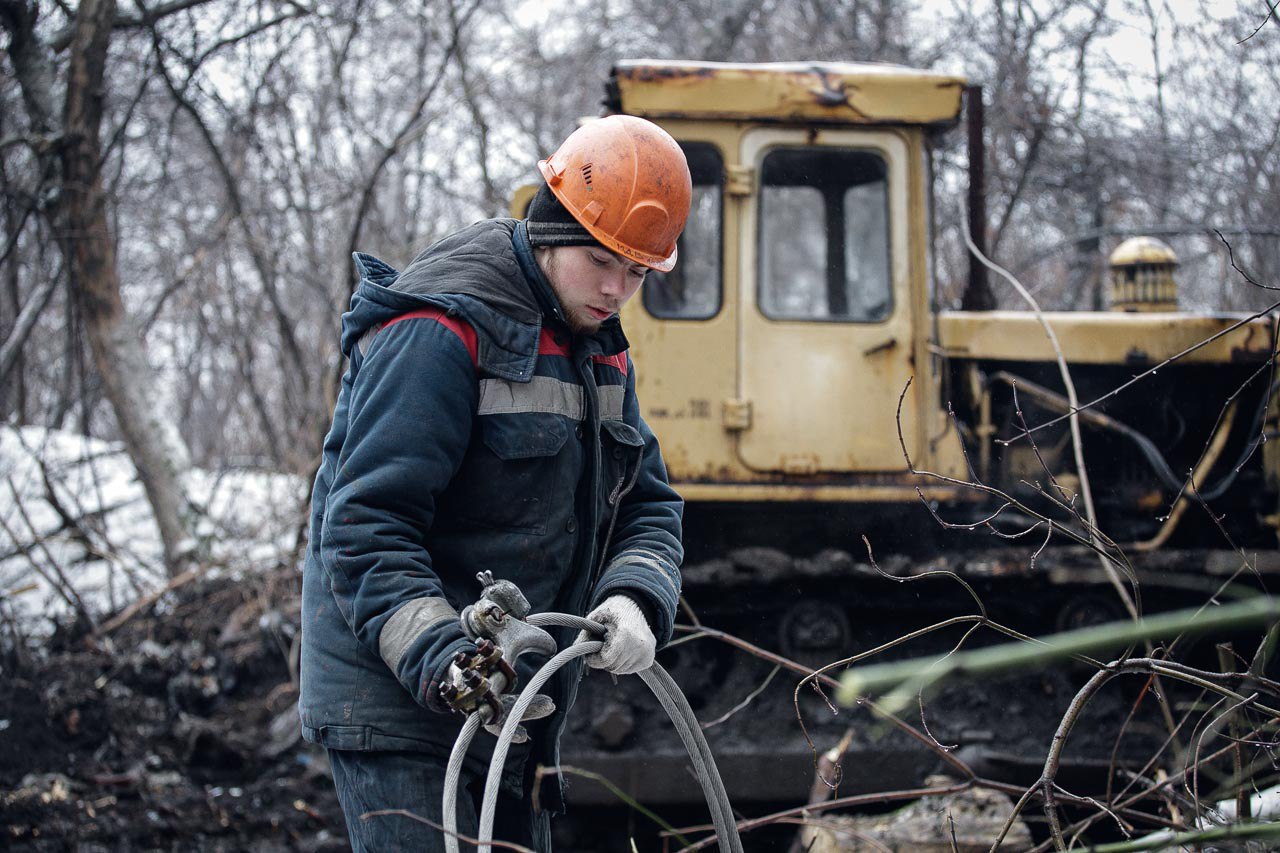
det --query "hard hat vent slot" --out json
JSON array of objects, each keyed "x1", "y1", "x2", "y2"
[{"x1": 581, "y1": 163, "x2": 593, "y2": 189}]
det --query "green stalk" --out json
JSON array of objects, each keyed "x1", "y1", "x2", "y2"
[
  {"x1": 837, "y1": 597, "x2": 1280, "y2": 708},
  {"x1": 552, "y1": 765, "x2": 693, "y2": 848},
  {"x1": 1084, "y1": 820, "x2": 1280, "y2": 851}
]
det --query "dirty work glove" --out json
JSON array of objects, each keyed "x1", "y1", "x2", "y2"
[
  {"x1": 577, "y1": 595, "x2": 656, "y2": 675},
  {"x1": 482, "y1": 693, "x2": 556, "y2": 744}
]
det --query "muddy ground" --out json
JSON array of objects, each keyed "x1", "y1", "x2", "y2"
[
  {"x1": 1, "y1": 570, "x2": 349, "y2": 852},
  {"x1": 0, "y1": 567, "x2": 804, "y2": 852}
]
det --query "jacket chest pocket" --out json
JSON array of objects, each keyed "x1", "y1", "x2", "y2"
[
  {"x1": 450, "y1": 413, "x2": 569, "y2": 535},
  {"x1": 599, "y1": 419, "x2": 644, "y2": 514}
]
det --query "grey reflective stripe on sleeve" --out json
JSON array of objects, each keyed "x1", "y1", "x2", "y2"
[
  {"x1": 378, "y1": 596, "x2": 459, "y2": 672},
  {"x1": 478, "y1": 376, "x2": 585, "y2": 419},
  {"x1": 598, "y1": 385, "x2": 625, "y2": 421},
  {"x1": 608, "y1": 547, "x2": 681, "y2": 598}
]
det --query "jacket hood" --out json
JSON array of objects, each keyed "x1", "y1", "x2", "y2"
[
  {"x1": 342, "y1": 220, "x2": 544, "y2": 382},
  {"x1": 342, "y1": 218, "x2": 627, "y2": 382}
]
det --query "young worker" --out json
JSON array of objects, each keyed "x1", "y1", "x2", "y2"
[{"x1": 300, "y1": 115, "x2": 692, "y2": 850}]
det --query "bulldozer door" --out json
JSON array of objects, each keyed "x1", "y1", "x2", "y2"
[{"x1": 736, "y1": 129, "x2": 918, "y2": 474}]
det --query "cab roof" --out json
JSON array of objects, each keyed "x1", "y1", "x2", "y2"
[{"x1": 608, "y1": 60, "x2": 968, "y2": 127}]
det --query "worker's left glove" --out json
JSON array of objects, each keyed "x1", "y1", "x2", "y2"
[{"x1": 577, "y1": 595, "x2": 656, "y2": 675}]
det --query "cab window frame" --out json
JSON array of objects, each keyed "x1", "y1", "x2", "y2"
[{"x1": 755, "y1": 145, "x2": 894, "y2": 325}]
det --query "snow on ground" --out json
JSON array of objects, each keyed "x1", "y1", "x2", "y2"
[{"x1": 0, "y1": 426, "x2": 306, "y2": 639}]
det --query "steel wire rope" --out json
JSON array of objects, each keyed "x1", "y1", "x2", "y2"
[
  {"x1": 449, "y1": 611, "x2": 743, "y2": 853},
  {"x1": 528, "y1": 612, "x2": 742, "y2": 851},
  {"x1": 443, "y1": 712, "x2": 483, "y2": 853},
  {"x1": 477, "y1": 639, "x2": 601, "y2": 853}
]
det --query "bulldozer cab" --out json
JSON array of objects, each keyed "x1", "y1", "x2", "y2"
[
  {"x1": 640, "y1": 128, "x2": 917, "y2": 476},
  {"x1": 596, "y1": 61, "x2": 968, "y2": 495},
  {"x1": 732, "y1": 129, "x2": 912, "y2": 474}
]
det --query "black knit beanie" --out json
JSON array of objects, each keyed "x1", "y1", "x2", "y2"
[{"x1": 525, "y1": 183, "x2": 599, "y2": 248}]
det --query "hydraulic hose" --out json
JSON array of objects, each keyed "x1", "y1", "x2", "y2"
[
  {"x1": 988, "y1": 371, "x2": 1277, "y2": 501},
  {"x1": 470, "y1": 612, "x2": 743, "y2": 853}
]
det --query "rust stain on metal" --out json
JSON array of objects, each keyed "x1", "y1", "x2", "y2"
[
  {"x1": 810, "y1": 69, "x2": 850, "y2": 107},
  {"x1": 1124, "y1": 347, "x2": 1151, "y2": 367},
  {"x1": 1231, "y1": 321, "x2": 1275, "y2": 362},
  {"x1": 617, "y1": 65, "x2": 715, "y2": 84}
]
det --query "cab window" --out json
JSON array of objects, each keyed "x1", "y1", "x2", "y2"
[
  {"x1": 758, "y1": 147, "x2": 891, "y2": 322},
  {"x1": 643, "y1": 142, "x2": 723, "y2": 320}
]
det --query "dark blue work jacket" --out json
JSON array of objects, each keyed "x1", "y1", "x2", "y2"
[{"x1": 299, "y1": 219, "x2": 683, "y2": 811}]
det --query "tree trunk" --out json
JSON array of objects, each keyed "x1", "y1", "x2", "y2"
[{"x1": 61, "y1": 0, "x2": 194, "y2": 575}]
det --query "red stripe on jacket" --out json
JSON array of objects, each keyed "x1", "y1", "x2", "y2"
[
  {"x1": 537, "y1": 330, "x2": 628, "y2": 375},
  {"x1": 381, "y1": 308, "x2": 478, "y2": 364},
  {"x1": 591, "y1": 352, "x2": 628, "y2": 375},
  {"x1": 538, "y1": 328, "x2": 570, "y2": 357}
]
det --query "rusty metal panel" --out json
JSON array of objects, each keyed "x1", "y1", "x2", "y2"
[
  {"x1": 676, "y1": 481, "x2": 974, "y2": 503},
  {"x1": 612, "y1": 60, "x2": 966, "y2": 127},
  {"x1": 936, "y1": 311, "x2": 1278, "y2": 365}
]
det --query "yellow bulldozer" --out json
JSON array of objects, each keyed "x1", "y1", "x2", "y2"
[{"x1": 515, "y1": 60, "x2": 1279, "y2": 840}]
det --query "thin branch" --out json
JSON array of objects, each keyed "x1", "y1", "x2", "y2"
[
  {"x1": 701, "y1": 663, "x2": 779, "y2": 730},
  {"x1": 541, "y1": 765, "x2": 691, "y2": 847},
  {"x1": 343, "y1": 0, "x2": 484, "y2": 265},
  {"x1": 960, "y1": 202, "x2": 1135, "y2": 621},
  {"x1": 94, "y1": 543, "x2": 208, "y2": 635},
  {"x1": 0, "y1": 274, "x2": 58, "y2": 382},
  {"x1": 1216, "y1": 228, "x2": 1277, "y2": 290},
  {"x1": 1003, "y1": 300, "x2": 1280, "y2": 441},
  {"x1": 49, "y1": 0, "x2": 219, "y2": 51},
  {"x1": 1238, "y1": 0, "x2": 1279, "y2": 43},
  {"x1": 2, "y1": 477, "x2": 94, "y2": 628}
]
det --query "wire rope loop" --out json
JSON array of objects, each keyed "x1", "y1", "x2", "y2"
[
  {"x1": 442, "y1": 712, "x2": 483, "y2": 853},
  {"x1": 477, "y1": 640, "x2": 603, "y2": 853},
  {"x1": 460, "y1": 609, "x2": 743, "y2": 853}
]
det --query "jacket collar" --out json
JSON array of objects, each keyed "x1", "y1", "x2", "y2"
[{"x1": 511, "y1": 221, "x2": 630, "y2": 359}]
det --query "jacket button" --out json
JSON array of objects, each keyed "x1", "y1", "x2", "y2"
[
  {"x1": 575, "y1": 425, "x2": 584, "y2": 439},
  {"x1": 566, "y1": 518, "x2": 578, "y2": 533}
]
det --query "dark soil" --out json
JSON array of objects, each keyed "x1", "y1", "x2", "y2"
[{"x1": 0, "y1": 570, "x2": 347, "y2": 852}]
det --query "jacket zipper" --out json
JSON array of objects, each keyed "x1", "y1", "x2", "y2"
[{"x1": 591, "y1": 450, "x2": 643, "y2": 588}]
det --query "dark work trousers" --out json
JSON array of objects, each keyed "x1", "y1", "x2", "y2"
[{"x1": 328, "y1": 749, "x2": 552, "y2": 852}]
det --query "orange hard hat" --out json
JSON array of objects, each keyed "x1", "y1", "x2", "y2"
[{"x1": 537, "y1": 115, "x2": 692, "y2": 273}]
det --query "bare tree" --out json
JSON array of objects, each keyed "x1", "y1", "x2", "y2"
[{"x1": 2, "y1": 0, "x2": 201, "y2": 575}]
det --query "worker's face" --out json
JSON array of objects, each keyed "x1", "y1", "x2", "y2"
[{"x1": 536, "y1": 245, "x2": 648, "y2": 336}]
